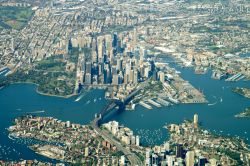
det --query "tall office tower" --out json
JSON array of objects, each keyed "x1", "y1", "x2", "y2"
[
  {"x1": 124, "y1": 74, "x2": 128, "y2": 84},
  {"x1": 167, "y1": 155, "x2": 174, "y2": 166},
  {"x1": 85, "y1": 73, "x2": 92, "y2": 84},
  {"x1": 139, "y1": 47, "x2": 145, "y2": 66},
  {"x1": 112, "y1": 33, "x2": 118, "y2": 55},
  {"x1": 134, "y1": 70, "x2": 138, "y2": 84},
  {"x1": 158, "y1": 71, "x2": 165, "y2": 83},
  {"x1": 164, "y1": 142, "x2": 170, "y2": 152},
  {"x1": 125, "y1": 62, "x2": 131, "y2": 75},
  {"x1": 120, "y1": 155, "x2": 125, "y2": 166},
  {"x1": 129, "y1": 70, "x2": 134, "y2": 83},
  {"x1": 116, "y1": 57, "x2": 122, "y2": 71},
  {"x1": 186, "y1": 151, "x2": 195, "y2": 166},
  {"x1": 11, "y1": 38, "x2": 15, "y2": 51},
  {"x1": 194, "y1": 114, "x2": 198, "y2": 128},
  {"x1": 86, "y1": 62, "x2": 92, "y2": 74},
  {"x1": 112, "y1": 74, "x2": 119, "y2": 85},
  {"x1": 92, "y1": 75, "x2": 98, "y2": 85},
  {"x1": 105, "y1": 35, "x2": 112, "y2": 55},
  {"x1": 97, "y1": 36, "x2": 103, "y2": 62},
  {"x1": 136, "y1": 135, "x2": 140, "y2": 146},
  {"x1": 98, "y1": 63, "x2": 103, "y2": 76},
  {"x1": 176, "y1": 144, "x2": 184, "y2": 158},
  {"x1": 109, "y1": 48, "x2": 114, "y2": 63},
  {"x1": 133, "y1": 28, "x2": 137, "y2": 49},
  {"x1": 152, "y1": 154, "x2": 159, "y2": 165},
  {"x1": 118, "y1": 72, "x2": 123, "y2": 84},
  {"x1": 91, "y1": 38, "x2": 97, "y2": 63},
  {"x1": 198, "y1": 156, "x2": 207, "y2": 166},
  {"x1": 145, "y1": 149, "x2": 152, "y2": 166},
  {"x1": 144, "y1": 66, "x2": 149, "y2": 78},
  {"x1": 81, "y1": 60, "x2": 86, "y2": 73}
]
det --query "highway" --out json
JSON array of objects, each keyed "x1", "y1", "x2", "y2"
[
  {"x1": 89, "y1": 80, "x2": 152, "y2": 165},
  {"x1": 91, "y1": 118, "x2": 143, "y2": 166}
]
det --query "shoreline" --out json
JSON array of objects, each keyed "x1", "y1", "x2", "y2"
[{"x1": 9, "y1": 82, "x2": 77, "y2": 99}]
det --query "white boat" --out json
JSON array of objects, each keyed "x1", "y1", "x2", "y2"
[
  {"x1": 74, "y1": 93, "x2": 85, "y2": 102},
  {"x1": 94, "y1": 98, "x2": 97, "y2": 102}
]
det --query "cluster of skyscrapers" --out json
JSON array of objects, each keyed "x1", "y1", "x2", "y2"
[{"x1": 70, "y1": 29, "x2": 157, "y2": 86}]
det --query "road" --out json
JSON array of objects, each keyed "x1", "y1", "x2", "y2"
[{"x1": 91, "y1": 118, "x2": 143, "y2": 166}]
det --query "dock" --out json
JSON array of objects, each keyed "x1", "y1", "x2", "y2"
[
  {"x1": 156, "y1": 98, "x2": 170, "y2": 106},
  {"x1": 148, "y1": 99, "x2": 161, "y2": 107},
  {"x1": 168, "y1": 97, "x2": 179, "y2": 104},
  {"x1": 226, "y1": 73, "x2": 242, "y2": 82},
  {"x1": 139, "y1": 101, "x2": 152, "y2": 110}
]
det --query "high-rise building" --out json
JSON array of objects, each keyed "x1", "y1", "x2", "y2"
[
  {"x1": 158, "y1": 71, "x2": 165, "y2": 83},
  {"x1": 112, "y1": 74, "x2": 119, "y2": 85},
  {"x1": 129, "y1": 70, "x2": 134, "y2": 83},
  {"x1": 134, "y1": 70, "x2": 138, "y2": 84},
  {"x1": 186, "y1": 151, "x2": 195, "y2": 166},
  {"x1": 136, "y1": 135, "x2": 140, "y2": 146},
  {"x1": 133, "y1": 28, "x2": 137, "y2": 49},
  {"x1": 167, "y1": 155, "x2": 174, "y2": 166},
  {"x1": 86, "y1": 62, "x2": 92, "y2": 74},
  {"x1": 85, "y1": 73, "x2": 92, "y2": 84},
  {"x1": 194, "y1": 114, "x2": 198, "y2": 128},
  {"x1": 176, "y1": 144, "x2": 184, "y2": 158},
  {"x1": 198, "y1": 156, "x2": 207, "y2": 166},
  {"x1": 120, "y1": 155, "x2": 126, "y2": 166}
]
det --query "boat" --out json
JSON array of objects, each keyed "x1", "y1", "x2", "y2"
[
  {"x1": 208, "y1": 101, "x2": 217, "y2": 106},
  {"x1": 220, "y1": 97, "x2": 223, "y2": 102},
  {"x1": 16, "y1": 108, "x2": 22, "y2": 111},
  {"x1": 94, "y1": 98, "x2": 97, "y2": 103},
  {"x1": 86, "y1": 100, "x2": 91, "y2": 104},
  {"x1": 74, "y1": 93, "x2": 85, "y2": 102}
]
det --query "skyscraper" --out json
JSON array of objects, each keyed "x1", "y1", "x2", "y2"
[
  {"x1": 194, "y1": 114, "x2": 198, "y2": 128},
  {"x1": 176, "y1": 144, "x2": 184, "y2": 158},
  {"x1": 186, "y1": 151, "x2": 195, "y2": 166}
]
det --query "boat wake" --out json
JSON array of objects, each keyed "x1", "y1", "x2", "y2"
[
  {"x1": 25, "y1": 110, "x2": 45, "y2": 114},
  {"x1": 74, "y1": 93, "x2": 85, "y2": 102},
  {"x1": 208, "y1": 102, "x2": 217, "y2": 106}
]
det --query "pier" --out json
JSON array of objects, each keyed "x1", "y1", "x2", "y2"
[
  {"x1": 156, "y1": 98, "x2": 170, "y2": 106},
  {"x1": 139, "y1": 101, "x2": 153, "y2": 109},
  {"x1": 147, "y1": 99, "x2": 161, "y2": 108}
]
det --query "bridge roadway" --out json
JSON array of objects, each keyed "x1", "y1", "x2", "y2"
[
  {"x1": 91, "y1": 118, "x2": 142, "y2": 166},
  {"x1": 90, "y1": 82, "x2": 149, "y2": 165}
]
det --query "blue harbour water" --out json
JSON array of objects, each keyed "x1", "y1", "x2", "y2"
[{"x1": 0, "y1": 56, "x2": 250, "y2": 162}]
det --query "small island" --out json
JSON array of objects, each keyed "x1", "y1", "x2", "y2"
[
  {"x1": 235, "y1": 107, "x2": 250, "y2": 118},
  {"x1": 232, "y1": 87, "x2": 250, "y2": 99}
]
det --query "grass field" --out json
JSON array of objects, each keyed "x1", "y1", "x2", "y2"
[{"x1": 0, "y1": 6, "x2": 34, "y2": 30}]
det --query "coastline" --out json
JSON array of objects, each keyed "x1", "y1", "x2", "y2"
[
  {"x1": 235, "y1": 107, "x2": 250, "y2": 118},
  {"x1": 232, "y1": 87, "x2": 250, "y2": 99},
  {"x1": 9, "y1": 82, "x2": 77, "y2": 99}
]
